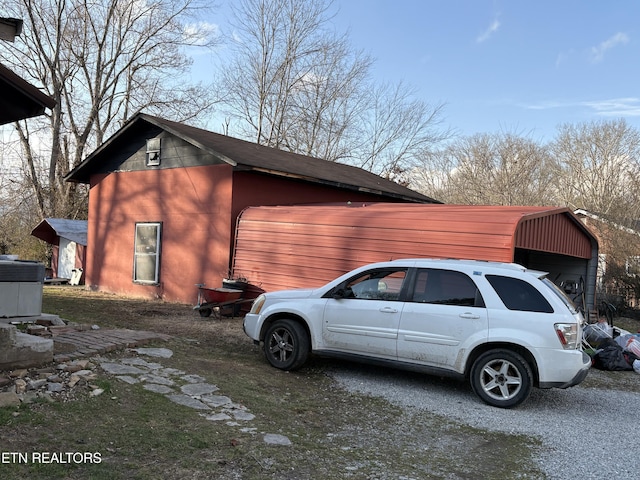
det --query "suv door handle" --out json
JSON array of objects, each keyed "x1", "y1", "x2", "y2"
[
  {"x1": 379, "y1": 307, "x2": 398, "y2": 314},
  {"x1": 459, "y1": 313, "x2": 480, "y2": 319}
]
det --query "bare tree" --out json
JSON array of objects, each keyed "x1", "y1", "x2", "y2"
[
  {"x1": 551, "y1": 119, "x2": 640, "y2": 222},
  {"x1": 364, "y1": 82, "x2": 449, "y2": 180},
  {"x1": 595, "y1": 218, "x2": 640, "y2": 308},
  {"x1": 221, "y1": 0, "x2": 367, "y2": 148},
  {"x1": 0, "y1": 166, "x2": 47, "y2": 259},
  {"x1": 0, "y1": 0, "x2": 219, "y2": 219},
  {"x1": 412, "y1": 132, "x2": 556, "y2": 205},
  {"x1": 219, "y1": 0, "x2": 448, "y2": 175},
  {"x1": 275, "y1": 35, "x2": 372, "y2": 162},
  {"x1": 552, "y1": 120, "x2": 640, "y2": 307}
]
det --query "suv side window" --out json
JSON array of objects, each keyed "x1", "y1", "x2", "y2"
[
  {"x1": 344, "y1": 268, "x2": 407, "y2": 301},
  {"x1": 486, "y1": 275, "x2": 554, "y2": 313},
  {"x1": 410, "y1": 268, "x2": 484, "y2": 307}
]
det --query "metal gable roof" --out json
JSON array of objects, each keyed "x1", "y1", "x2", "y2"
[
  {"x1": 31, "y1": 218, "x2": 88, "y2": 246},
  {"x1": 236, "y1": 203, "x2": 596, "y2": 259},
  {"x1": 65, "y1": 113, "x2": 438, "y2": 203},
  {"x1": 231, "y1": 203, "x2": 598, "y2": 291}
]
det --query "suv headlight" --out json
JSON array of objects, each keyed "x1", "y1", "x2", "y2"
[
  {"x1": 555, "y1": 323, "x2": 579, "y2": 349},
  {"x1": 249, "y1": 294, "x2": 266, "y2": 315}
]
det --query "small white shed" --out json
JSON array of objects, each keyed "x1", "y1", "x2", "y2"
[{"x1": 31, "y1": 218, "x2": 87, "y2": 284}]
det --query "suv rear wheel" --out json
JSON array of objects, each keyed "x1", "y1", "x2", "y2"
[
  {"x1": 264, "y1": 319, "x2": 309, "y2": 371},
  {"x1": 470, "y1": 349, "x2": 533, "y2": 408}
]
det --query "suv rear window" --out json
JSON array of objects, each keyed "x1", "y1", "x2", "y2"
[{"x1": 486, "y1": 275, "x2": 554, "y2": 313}]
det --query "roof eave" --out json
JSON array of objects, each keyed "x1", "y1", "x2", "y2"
[
  {"x1": 0, "y1": 62, "x2": 56, "y2": 124},
  {"x1": 247, "y1": 166, "x2": 436, "y2": 203}
]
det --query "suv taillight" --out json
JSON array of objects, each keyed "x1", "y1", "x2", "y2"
[{"x1": 555, "y1": 323, "x2": 579, "y2": 349}]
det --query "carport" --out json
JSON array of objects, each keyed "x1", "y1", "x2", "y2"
[{"x1": 231, "y1": 203, "x2": 598, "y2": 311}]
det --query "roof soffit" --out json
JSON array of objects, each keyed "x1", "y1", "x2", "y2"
[
  {"x1": 0, "y1": 18, "x2": 22, "y2": 41},
  {"x1": 0, "y1": 62, "x2": 56, "y2": 124}
]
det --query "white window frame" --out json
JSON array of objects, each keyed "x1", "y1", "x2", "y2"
[
  {"x1": 626, "y1": 255, "x2": 640, "y2": 277},
  {"x1": 146, "y1": 138, "x2": 161, "y2": 166},
  {"x1": 133, "y1": 222, "x2": 161, "y2": 284}
]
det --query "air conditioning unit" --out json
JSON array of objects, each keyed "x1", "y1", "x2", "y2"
[{"x1": 0, "y1": 260, "x2": 45, "y2": 317}]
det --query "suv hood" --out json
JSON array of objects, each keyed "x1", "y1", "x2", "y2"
[{"x1": 265, "y1": 288, "x2": 317, "y2": 300}]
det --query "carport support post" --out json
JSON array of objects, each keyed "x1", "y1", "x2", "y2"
[{"x1": 585, "y1": 242, "x2": 598, "y2": 314}]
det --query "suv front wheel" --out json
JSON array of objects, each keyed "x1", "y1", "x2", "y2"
[
  {"x1": 263, "y1": 319, "x2": 309, "y2": 371},
  {"x1": 470, "y1": 349, "x2": 533, "y2": 408}
]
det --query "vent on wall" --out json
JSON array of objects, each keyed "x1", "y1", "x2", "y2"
[{"x1": 146, "y1": 138, "x2": 161, "y2": 166}]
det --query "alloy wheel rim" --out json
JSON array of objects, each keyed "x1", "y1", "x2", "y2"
[
  {"x1": 269, "y1": 328, "x2": 293, "y2": 362},
  {"x1": 480, "y1": 359, "x2": 522, "y2": 400}
]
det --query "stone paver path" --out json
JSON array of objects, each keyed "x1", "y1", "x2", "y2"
[
  {"x1": 98, "y1": 347, "x2": 292, "y2": 446},
  {"x1": 30, "y1": 329, "x2": 292, "y2": 446},
  {"x1": 52, "y1": 329, "x2": 171, "y2": 362}
]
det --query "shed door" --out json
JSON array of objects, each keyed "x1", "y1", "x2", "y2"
[{"x1": 58, "y1": 238, "x2": 76, "y2": 279}]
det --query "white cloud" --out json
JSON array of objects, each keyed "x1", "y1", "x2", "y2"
[
  {"x1": 590, "y1": 32, "x2": 629, "y2": 63},
  {"x1": 476, "y1": 18, "x2": 500, "y2": 43},
  {"x1": 522, "y1": 100, "x2": 566, "y2": 111},
  {"x1": 184, "y1": 21, "x2": 220, "y2": 46},
  {"x1": 522, "y1": 97, "x2": 640, "y2": 117},
  {"x1": 581, "y1": 97, "x2": 640, "y2": 116},
  {"x1": 555, "y1": 49, "x2": 575, "y2": 68}
]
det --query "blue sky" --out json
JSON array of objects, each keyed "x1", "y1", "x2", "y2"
[{"x1": 203, "y1": 0, "x2": 640, "y2": 142}]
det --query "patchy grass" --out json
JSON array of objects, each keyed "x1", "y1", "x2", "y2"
[
  {"x1": 0, "y1": 286, "x2": 559, "y2": 479},
  {"x1": 612, "y1": 316, "x2": 640, "y2": 335}
]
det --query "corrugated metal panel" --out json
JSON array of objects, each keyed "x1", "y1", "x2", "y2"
[
  {"x1": 515, "y1": 214, "x2": 592, "y2": 258},
  {"x1": 232, "y1": 204, "x2": 596, "y2": 292}
]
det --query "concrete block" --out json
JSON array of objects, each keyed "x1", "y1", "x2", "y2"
[
  {"x1": 0, "y1": 323, "x2": 17, "y2": 346},
  {"x1": 0, "y1": 323, "x2": 53, "y2": 370}
]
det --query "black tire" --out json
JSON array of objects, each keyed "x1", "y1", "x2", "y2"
[
  {"x1": 199, "y1": 308, "x2": 212, "y2": 318},
  {"x1": 470, "y1": 349, "x2": 533, "y2": 408},
  {"x1": 263, "y1": 319, "x2": 309, "y2": 371}
]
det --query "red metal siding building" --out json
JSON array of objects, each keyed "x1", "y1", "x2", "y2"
[
  {"x1": 86, "y1": 165, "x2": 234, "y2": 301},
  {"x1": 232, "y1": 203, "x2": 599, "y2": 309},
  {"x1": 66, "y1": 114, "x2": 436, "y2": 303}
]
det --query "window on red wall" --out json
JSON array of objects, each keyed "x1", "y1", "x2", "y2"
[{"x1": 134, "y1": 222, "x2": 161, "y2": 284}]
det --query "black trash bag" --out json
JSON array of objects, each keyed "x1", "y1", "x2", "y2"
[{"x1": 592, "y1": 339, "x2": 634, "y2": 371}]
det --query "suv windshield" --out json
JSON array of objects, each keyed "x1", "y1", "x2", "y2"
[{"x1": 541, "y1": 278, "x2": 578, "y2": 314}]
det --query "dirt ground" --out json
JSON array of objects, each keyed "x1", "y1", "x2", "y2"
[{"x1": 0, "y1": 286, "x2": 638, "y2": 479}]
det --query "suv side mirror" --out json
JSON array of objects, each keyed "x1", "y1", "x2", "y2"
[{"x1": 332, "y1": 287, "x2": 353, "y2": 299}]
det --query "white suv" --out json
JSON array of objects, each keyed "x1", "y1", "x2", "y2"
[{"x1": 243, "y1": 259, "x2": 591, "y2": 408}]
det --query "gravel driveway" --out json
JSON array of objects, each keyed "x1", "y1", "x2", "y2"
[{"x1": 329, "y1": 365, "x2": 639, "y2": 479}]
